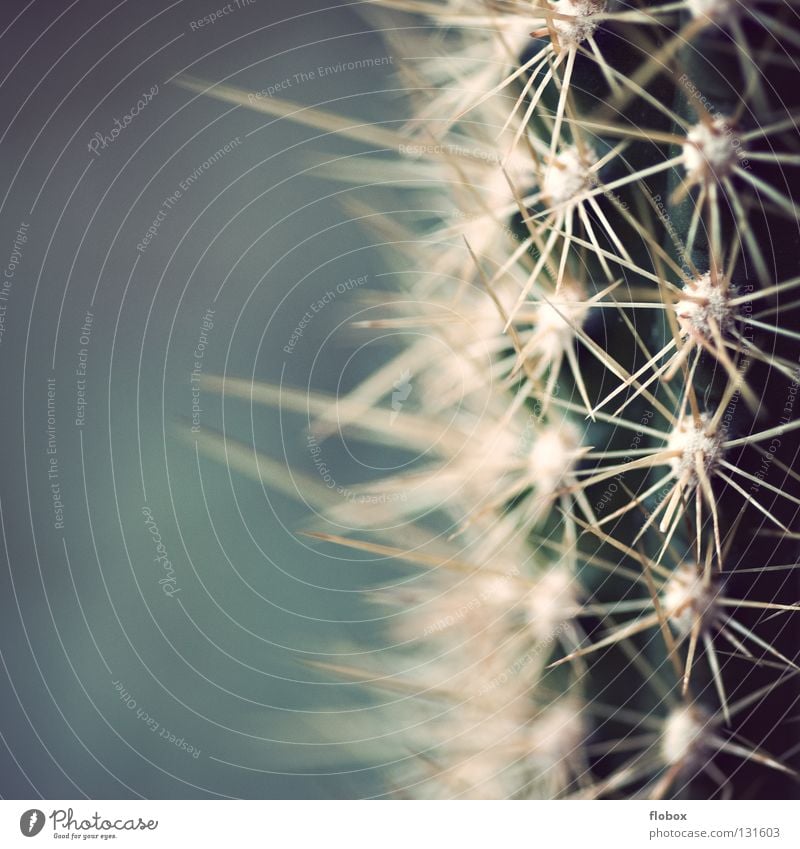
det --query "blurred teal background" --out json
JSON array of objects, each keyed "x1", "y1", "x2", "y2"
[{"x1": 0, "y1": 0, "x2": 408, "y2": 798}]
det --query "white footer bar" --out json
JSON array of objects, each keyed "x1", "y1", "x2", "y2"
[{"x1": 1, "y1": 800, "x2": 796, "y2": 848}]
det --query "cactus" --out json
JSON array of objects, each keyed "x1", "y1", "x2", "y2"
[{"x1": 186, "y1": 0, "x2": 800, "y2": 798}]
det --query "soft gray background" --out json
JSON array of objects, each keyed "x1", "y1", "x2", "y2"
[{"x1": 0, "y1": 0, "x2": 409, "y2": 798}]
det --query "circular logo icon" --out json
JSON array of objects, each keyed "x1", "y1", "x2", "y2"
[{"x1": 19, "y1": 810, "x2": 45, "y2": 837}]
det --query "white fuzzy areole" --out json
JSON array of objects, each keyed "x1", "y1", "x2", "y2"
[
  {"x1": 478, "y1": 571, "x2": 521, "y2": 607},
  {"x1": 533, "y1": 284, "x2": 590, "y2": 362},
  {"x1": 675, "y1": 271, "x2": 735, "y2": 340},
  {"x1": 542, "y1": 146, "x2": 596, "y2": 206},
  {"x1": 666, "y1": 414, "x2": 725, "y2": 486},
  {"x1": 529, "y1": 421, "x2": 582, "y2": 494},
  {"x1": 551, "y1": 1, "x2": 606, "y2": 46},
  {"x1": 661, "y1": 562, "x2": 720, "y2": 635},
  {"x1": 529, "y1": 698, "x2": 585, "y2": 763},
  {"x1": 687, "y1": 0, "x2": 734, "y2": 20},
  {"x1": 526, "y1": 565, "x2": 577, "y2": 641},
  {"x1": 683, "y1": 118, "x2": 738, "y2": 180},
  {"x1": 661, "y1": 705, "x2": 713, "y2": 766}
]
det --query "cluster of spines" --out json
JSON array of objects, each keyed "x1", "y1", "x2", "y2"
[{"x1": 189, "y1": 0, "x2": 800, "y2": 798}]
